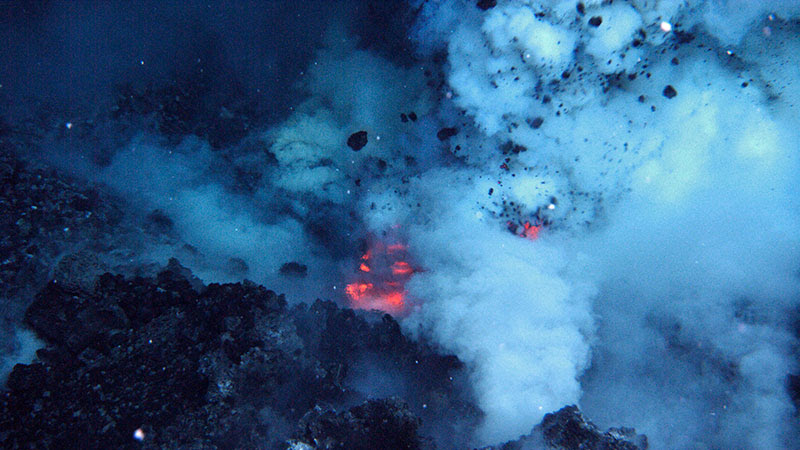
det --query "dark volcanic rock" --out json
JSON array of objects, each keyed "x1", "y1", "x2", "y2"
[
  {"x1": 662, "y1": 85, "x2": 678, "y2": 99},
  {"x1": 480, "y1": 405, "x2": 647, "y2": 450},
  {"x1": 347, "y1": 131, "x2": 369, "y2": 151},
  {"x1": 5, "y1": 261, "x2": 287, "y2": 450},
  {"x1": 293, "y1": 398, "x2": 422, "y2": 450},
  {"x1": 541, "y1": 406, "x2": 646, "y2": 449},
  {"x1": 0, "y1": 261, "x2": 476, "y2": 450},
  {"x1": 0, "y1": 145, "x2": 123, "y2": 300}
]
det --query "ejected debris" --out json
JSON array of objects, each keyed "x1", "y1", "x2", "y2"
[
  {"x1": 662, "y1": 85, "x2": 678, "y2": 99},
  {"x1": 347, "y1": 130, "x2": 368, "y2": 151},
  {"x1": 437, "y1": 127, "x2": 458, "y2": 141},
  {"x1": 476, "y1": 0, "x2": 497, "y2": 11},
  {"x1": 529, "y1": 116, "x2": 544, "y2": 129}
]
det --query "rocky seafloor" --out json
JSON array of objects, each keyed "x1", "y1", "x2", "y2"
[{"x1": 1, "y1": 256, "x2": 646, "y2": 449}]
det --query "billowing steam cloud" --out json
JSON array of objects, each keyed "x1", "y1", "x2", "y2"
[
  {"x1": 3, "y1": 0, "x2": 799, "y2": 449},
  {"x1": 400, "y1": 1, "x2": 800, "y2": 448}
]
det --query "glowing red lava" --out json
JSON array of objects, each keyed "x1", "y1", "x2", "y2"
[
  {"x1": 344, "y1": 233, "x2": 415, "y2": 316},
  {"x1": 522, "y1": 221, "x2": 542, "y2": 240},
  {"x1": 508, "y1": 220, "x2": 543, "y2": 240}
]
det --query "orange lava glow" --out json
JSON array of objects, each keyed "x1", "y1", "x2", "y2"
[
  {"x1": 508, "y1": 219, "x2": 543, "y2": 240},
  {"x1": 522, "y1": 221, "x2": 541, "y2": 240},
  {"x1": 391, "y1": 261, "x2": 413, "y2": 276},
  {"x1": 345, "y1": 283, "x2": 407, "y2": 315},
  {"x1": 387, "y1": 243, "x2": 407, "y2": 253},
  {"x1": 345, "y1": 282, "x2": 373, "y2": 300},
  {"x1": 344, "y1": 232, "x2": 416, "y2": 316}
]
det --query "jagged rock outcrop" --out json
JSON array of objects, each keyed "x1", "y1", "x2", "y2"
[
  {"x1": 480, "y1": 405, "x2": 647, "y2": 450},
  {"x1": 0, "y1": 260, "x2": 473, "y2": 449}
]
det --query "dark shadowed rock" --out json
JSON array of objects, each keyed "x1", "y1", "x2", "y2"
[{"x1": 662, "y1": 85, "x2": 678, "y2": 99}]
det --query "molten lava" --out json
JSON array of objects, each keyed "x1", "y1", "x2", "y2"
[
  {"x1": 344, "y1": 233, "x2": 415, "y2": 316},
  {"x1": 522, "y1": 221, "x2": 542, "y2": 240},
  {"x1": 507, "y1": 219, "x2": 543, "y2": 240}
]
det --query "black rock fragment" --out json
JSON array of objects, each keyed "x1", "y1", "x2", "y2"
[
  {"x1": 662, "y1": 85, "x2": 678, "y2": 99},
  {"x1": 577, "y1": 2, "x2": 586, "y2": 15},
  {"x1": 501, "y1": 141, "x2": 528, "y2": 155},
  {"x1": 401, "y1": 113, "x2": 409, "y2": 123},
  {"x1": 437, "y1": 127, "x2": 459, "y2": 141},
  {"x1": 529, "y1": 116, "x2": 545, "y2": 129},
  {"x1": 347, "y1": 131, "x2": 368, "y2": 151},
  {"x1": 477, "y1": 0, "x2": 497, "y2": 11},
  {"x1": 408, "y1": 111, "x2": 417, "y2": 122},
  {"x1": 589, "y1": 16, "x2": 603, "y2": 27}
]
